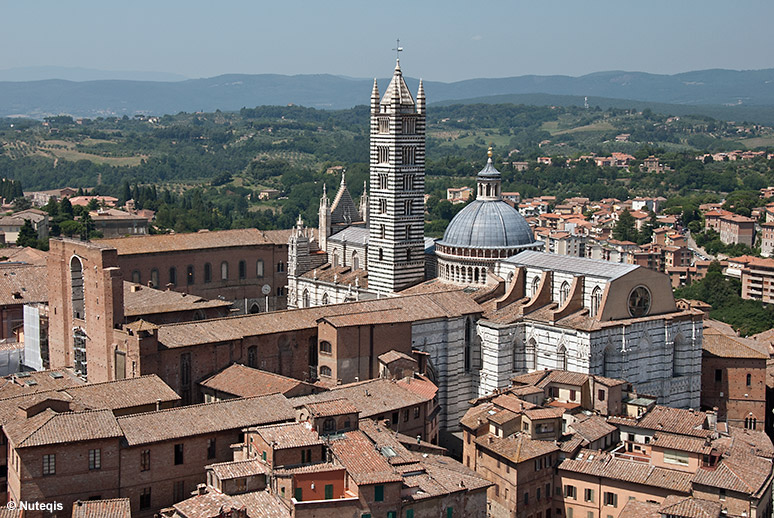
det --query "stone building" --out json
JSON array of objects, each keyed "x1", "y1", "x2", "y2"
[{"x1": 98, "y1": 228, "x2": 290, "y2": 314}]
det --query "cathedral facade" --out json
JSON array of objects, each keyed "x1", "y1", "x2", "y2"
[{"x1": 287, "y1": 60, "x2": 703, "y2": 439}]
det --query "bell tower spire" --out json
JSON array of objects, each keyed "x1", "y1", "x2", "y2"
[{"x1": 367, "y1": 53, "x2": 426, "y2": 293}]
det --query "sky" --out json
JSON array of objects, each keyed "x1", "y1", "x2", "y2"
[{"x1": 2, "y1": 1, "x2": 773, "y2": 82}]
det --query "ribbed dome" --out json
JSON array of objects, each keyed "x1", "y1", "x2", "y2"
[{"x1": 439, "y1": 200, "x2": 537, "y2": 249}]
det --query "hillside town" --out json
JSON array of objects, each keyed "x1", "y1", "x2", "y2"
[{"x1": 0, "y1": 60, "x2": 772, "y2": 518}]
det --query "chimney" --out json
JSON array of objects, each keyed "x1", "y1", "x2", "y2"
[
  {"x1": 156, "y1": 398, "x2": 162, "y2": 411},
  {"x1": 196, "y1": 483, "x2": 207, "y2": 495}
]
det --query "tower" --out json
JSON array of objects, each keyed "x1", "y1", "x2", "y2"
[
  {"x1": 318, "y1": 183, "x2": 331, "y2": 253},
  {"x1": 367, "y1": 61, "x2": 426, "y2": 293}
]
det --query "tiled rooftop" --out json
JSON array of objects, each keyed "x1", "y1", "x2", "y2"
[
  {"x1": 199, "y1": 364, "x2": 316, "y2": 398},
  {"x1": 123, "y1": 282, "x2": 232, "y2": 317},
  {"x1": 98, "y1": 228, "x2": 291, "y2": 254},
  {"x1": 5, "y1": 408, "x2": 123, "y2": 448},
  {"x1": 253, "y1": 422, "x2": 324, "y2": 450},
  {"x1": 0, "y1": 264, "x2": 47, "y2": 306},
  {"x1": 474, "y1": 433, "x2": 559, "y2": 464},
  {"x1": 118, "y1": 394, "x2": 294, "y2": 446},
  {"x1": 71, "y1": 498, "x2": 131, "y2": 518},
  {"x1": 207, "y1": 458, "x2": 268, "y2": 481}
]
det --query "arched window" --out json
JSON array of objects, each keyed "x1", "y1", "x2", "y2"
[
  {"x1": 320, "y1": 365, "x2": 332, "y2": 377},
  {"x1": 531, "y1": 276, "x2": 541, "y2": 297},
  {"x1": 169, "y1": 267, "x2": 177, "y2": 286},
  {"x1": 238, "y1": 260, "x2": 246, "y2": 280},
  {"x1": 247, "y1": 346, "x2": 257, "y2": 368},
  {"x1": 323, "y1": 418, "x2": 336, "y2": 433},
  {"x1": 131, "y1": 270, "x2": 141, "y2": 284},
  {"x1": 203, "y1": 263, "x2": 211, "y2": 283},
  {"x1": 71, "y1": 256, "x2": 85, "y2": 319},
  {"x1": 150, "y1": 268, "x2": 159, "y2": 288},
  {"x1": 332, "y1": 249, "x2": 339, "y2": 267},
  {"x1": 320, "y1": 341, "x2": 332, "y2": 354},
  {"x1": 527, "y1": 338, "x2": 537, "y2": 371},
  {"x1": 256, "y1": 260, "x2": 264, "y2": 278},
  {"x1": 559, "y1": 281, "x2": 570, "y2": 305},
  {"x1": 378, "y1": 248, "x2": 384, "y2": 261},
  {"x1": 322, "y1": 293, "x2": 329, "y2": 305},
  {"x1": 558, "y1": 345, "x2": 568, "y2": 371},
  {"x1": 187, "y1": 265, "x2": 194, "y2": 285},
  {"x1": 221, "y1": 261, "x2": 228, "y2": 280},
  {"x1": 352, "y1": 252, "x2": 359, "y2": 271},
  {"x1": 277, "y1": 261, "x2": 285, "y2": 273},
  {"x1": 590, "y1": 286, "x2": 602, "y2": 317},
  {"x1": 249, "y1": 303, "x2": 260, "y2": 314},
  {"x1": 302, "y1": 289, "x2": 310, "y2": 308}
]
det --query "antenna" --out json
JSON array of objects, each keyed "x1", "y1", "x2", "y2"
[{"x1": 393, "y1": 39, "x2": 403, "y2": 61}]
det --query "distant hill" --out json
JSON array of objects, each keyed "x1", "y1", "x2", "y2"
[
  {"x1": 433, "y1": 93, "x2": 774, "y2": 125},
  {"x1": 0, "y1": 66, "x2": 188, "y2": 82},
  {"x1": 2, "y1": 68, "x2": 774, "y2": 122}
]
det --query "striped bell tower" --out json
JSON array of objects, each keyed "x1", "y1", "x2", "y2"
[{"x1": 367, "y1": 59, "x2": 426, "y2": 293}]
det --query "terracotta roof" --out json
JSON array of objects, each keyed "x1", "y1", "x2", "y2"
[
  {"x1": 491, "y1": 394, "x2": 537, "y2": 414},
  {"x1": 157, "y1": 290, "x2": 482, "y2": 348},
  {"x1": 5, "y1": 409, "x2": 122, "y2": 448},
  {"x1": 559, "y1": 450, "x2": 693, "y2": 493},
  {"x1": 0, "y1": 247, "x2": 48, "y2": 266},
  {"x1": 692, "y1": 427, "x2": 774, "y2": 497},
  {"x1": 303, "y1": 398, "x2": 359, "y2": 418},
  {"x1": 460, "y1": 403, "x2": 496, "y2": 431},
  {"x1": 207, "y1": 458, "x2": 268, "y2": 481},
  {"x1": 703, "y1": 324, "x2": 769, "y2": 359},
  {"x1": 300, "y1": 263, "x2": 368, "y2": 290},
  {"x1": 118, "y1": 394, "x2": 294, "y2": 446},
  {"x1": 0, "y1": 369, "x2": 83, "y2": 400},
  {"x1": 619, "y1": 500, "x2": 661, "y2": 518},
  {"x1": 536, "y1": 370, "x2": 591, "y2": 388},
  {"x1": 71, "y1": 499, "x2": 131, "y2": 518},
  {"x1": 254, "y1": 422, "x2": 325, "y2": 449},
  {"x1": 358, "y1": 419, "x2": 419, "y2": 466},
  {"x1": 474, "y1": 433, "x2": 559, "y2": 464},
  {"x1": 658, "y1": 495, "x2": 721, "y2": 518},
  {"x1": 292, "y1": 378, "x2": 432, "y2": 419},
  {"x1": 378, "y1": 350, "x2": 416, "y2": 365},
  {"x1": 650, "y1": 432, "x2": 712, "y2": 455},
  {"x1": 396, "y1": 374, "x2": 437, "y2": 400},
  {"x1": 570, "y1": 415, "x2": 616, "y2": 443},
  {"x1": 0, "y1": 265, "x2": 47, "y2": 306},
  {"x1": 634, "y1": 406, "x2": 710, "y2": 437},
  {"x1": 173, "y1": 489, "x2": 289, "y2": 518},
  {"x1": 123, "y1": 282, "x2": 232, "y2": 317},
  {"x1": 98, "y1": 228, "x2": 290, "y2": 255},
  {"x1": 61, "y1": 374, "x2": 180, "y2": 410},
  {"x1": 400, "y1": 454, "x2": 492, "y2": 501},
  {"x1": 523, "y1": 407, "x2": 565, "y2": 420},
  {"x1": 328, "y1": 430, "x2": 403, "y2": 485},
  {"x1": 199, "y1": 364, "x2": 315, "y2": 398}
]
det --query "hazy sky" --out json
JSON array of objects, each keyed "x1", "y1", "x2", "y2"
[{"x1": 2, "y1": 1, "x2": 772, "y2": 82}]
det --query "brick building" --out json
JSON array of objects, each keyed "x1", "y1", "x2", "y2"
[
  {"x1": 701, "y1": 320, "x2": 768, "y2": 431},
  {"x1": 98, "y1": 228, "x2": 291, "y2": 313},
  {"x1": 718, "y1": 213, "x2": 756, "y2": 247},
  {"x1": 166, "y1": 415, "x2": 490, "y2": 518},
  {"x1": 5, "y1": 392, "x2": 295, "y2": 517}
]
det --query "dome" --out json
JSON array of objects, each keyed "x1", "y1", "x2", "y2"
[{"x1": 438, "y1": 200, "x2": 537, "y2": 249}]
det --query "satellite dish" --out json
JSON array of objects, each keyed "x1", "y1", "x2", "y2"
[{"x1": 261, "y1": 284, "x2": 271, "y2": 295}]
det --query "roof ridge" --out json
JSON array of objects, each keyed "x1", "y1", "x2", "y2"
[
  {"x1": 117, "y1": 393, "x2": 283, "y2": 420},
  {"x1": 63, "y1": 373, "x2": 160, "y2": 390}
]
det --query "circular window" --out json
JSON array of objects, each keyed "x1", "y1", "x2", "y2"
[{"x1": 628, "y1": 286, "x2": 651, "y2": 317}]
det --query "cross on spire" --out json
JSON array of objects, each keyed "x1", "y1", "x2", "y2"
[{"x1": 392, "y1": 39, "x2": 403, "y2": 61}]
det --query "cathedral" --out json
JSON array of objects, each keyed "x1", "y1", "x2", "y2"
[{"x1": 287, "y1": 59, "x2": 704, "y2": 436}]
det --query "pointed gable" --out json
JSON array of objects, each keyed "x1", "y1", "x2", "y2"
[{"x1": 330, "y1": 175, "x2": 362, "y2": 226}]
